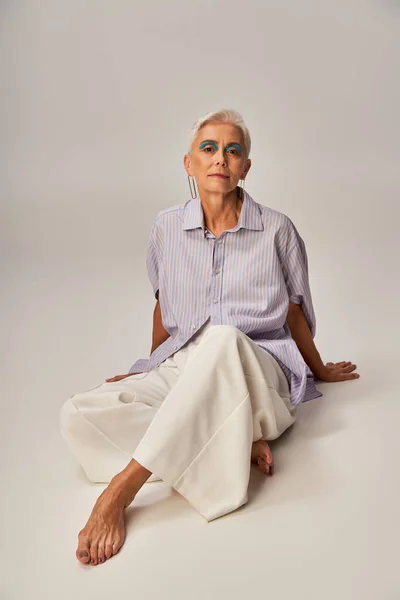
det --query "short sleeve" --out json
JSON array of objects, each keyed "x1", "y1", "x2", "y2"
[
  {"x1": 282, "y1": 221, "x2": 317, "y2": 338},
  {"x1": 146, "y1": 220, "x2": 161, "y2": 301}
]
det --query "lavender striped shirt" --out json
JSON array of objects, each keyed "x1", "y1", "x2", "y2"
[{"x1": 129, "y1": 188, "x2": 323, "y2": 406}]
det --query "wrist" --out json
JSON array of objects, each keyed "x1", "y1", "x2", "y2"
[{"x1": 312, "y1": 365, "x2": 327, "y2": 380}]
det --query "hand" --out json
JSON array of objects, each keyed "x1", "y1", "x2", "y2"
[
  {"x1": 317, "y1": 361, "x2": 360, "y2": 383},
  {"x1": 105, "y1": 372, "x2": 142, "y2": 382}
]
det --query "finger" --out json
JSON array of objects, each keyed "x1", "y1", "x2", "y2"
[
  {"x1": 106, "y1": 375, "x2": 127, "y2": 382},
  {"x1": 341, "y1": 365, "x2": 357, "y2": 373},
  {"x1": 341, "y1": 373, "x2": 360, "y2": 380},
  {"x1": 332, "y1": 362, "x2": 355, "y2": 371}
]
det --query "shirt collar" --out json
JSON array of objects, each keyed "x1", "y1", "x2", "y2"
[{"x1": 182, "y1": 189, "x2": 264, "y2": 233}]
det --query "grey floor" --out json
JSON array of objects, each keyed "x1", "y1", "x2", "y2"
[
  {"x1": 2, "y1": 294, "x2": 399, "y2": 599},
  {"x1": 2, "y1": 1, "x2": 399, "y2": 596}
]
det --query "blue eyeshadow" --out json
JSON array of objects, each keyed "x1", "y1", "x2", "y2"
[{"x1": 199, "y1": 141, "x2": 242, "y2": 152}]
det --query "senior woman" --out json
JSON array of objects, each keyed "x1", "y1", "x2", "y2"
[{"x1": 60, "y1": 108, "x2": 360, "y2": 567}]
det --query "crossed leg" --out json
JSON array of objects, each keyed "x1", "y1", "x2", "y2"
[
  {"x1": 62, "y1": 325, "x2": 293, "y2": 566},
  {"x1": 76, "y1": 438, "x2": 274, "y2": 566}
]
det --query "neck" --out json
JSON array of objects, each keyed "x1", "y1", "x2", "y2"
[{"x1": 198, "y1": 187, "x2": 244, "y2": 232}]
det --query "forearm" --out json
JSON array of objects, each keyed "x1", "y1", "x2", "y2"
[
  {"x1": 286, "y1": 303, "x2": 325, "y2": 379},
  {"x1": 150, "y1": 299, "x2": 170, "y2": 354}
]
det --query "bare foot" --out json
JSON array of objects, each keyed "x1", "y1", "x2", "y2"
[
  {"x1": 251, "y1": 440, "x2": 274, "y2": 475},
  {"x1": 76, "y1": 481, "x2": 128, "y2": 566},
  {"x1": 76, "y1": 461, "x2": 150, "y2": 566}
]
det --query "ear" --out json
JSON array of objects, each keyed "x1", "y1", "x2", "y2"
[
  {"x1": 241, "y1": 158, "x2": 251, "y2": 179},
  {"x1": 183, "y1": 154, "x2": 193, "y2": 177}
]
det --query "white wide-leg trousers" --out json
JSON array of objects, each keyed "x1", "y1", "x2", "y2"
[{"x1": 60, "y1": 322, "x2": 296, "y2": 522}]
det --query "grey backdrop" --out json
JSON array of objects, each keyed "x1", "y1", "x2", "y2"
[{"x1": 1, "y1": 1, "x2": 399, "y2": 599}]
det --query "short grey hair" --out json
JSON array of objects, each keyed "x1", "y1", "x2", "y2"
[{"x1": 188, "y1": 108, "x2": 251, "y2": 160}]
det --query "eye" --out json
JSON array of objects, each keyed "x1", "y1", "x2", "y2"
[{"x1": 201, "y1": 145, "x2": 240, "y2": 155}]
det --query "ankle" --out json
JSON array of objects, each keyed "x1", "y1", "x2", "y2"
[
  {"x1": 109, "y1": 475, "x2": 137, "y2": 508},
  {"x1": 111, "y1": 461, "x2": 151, "y2": 507}
]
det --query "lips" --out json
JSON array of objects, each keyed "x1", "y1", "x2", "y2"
[{"x1": 209, "y1": 174, "x2": 229, "y2": 178}]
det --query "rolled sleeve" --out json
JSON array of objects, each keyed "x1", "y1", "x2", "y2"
[
  {"x1": 128, "y1": 358, "x2": 150, "y2": 374},
  {"x1": 282, "y1": 222, "x2": 317, "y2": 338},
  {"x1": 127, "y1": 218, "x2": 162, "y2": 374},
  {"x1": 146, "y1": 220, "x2": 161, "y2": 301}
]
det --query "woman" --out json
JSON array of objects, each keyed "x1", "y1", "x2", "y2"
[{"x1": 60, "y1": 108, "x2": 360, "y2": 567}]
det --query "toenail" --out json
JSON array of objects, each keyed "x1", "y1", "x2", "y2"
[{"x1": 79, "y1": 551, "x2": 88, "y2": 558}]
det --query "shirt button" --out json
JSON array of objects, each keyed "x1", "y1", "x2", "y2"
[
  {"x1": 191, "y1": 324, "x2": 196, "y2": 330},
  {"x1": 218, "y1": 240, "x2": 223, "y2": 244},
  {"x1": 213, "y1": 298, "x2": 219, "y2": 303},
  {"x1": 215, "y1": 268, "x2": 221, "y2": 274}
]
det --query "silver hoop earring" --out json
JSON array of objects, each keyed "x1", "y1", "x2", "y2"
[{"x1": 188, "y1": 175, "x2": 197, "y2": 199}]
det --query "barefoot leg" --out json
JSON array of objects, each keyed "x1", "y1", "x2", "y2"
[{"x1": 76, "y1": 459, "x2": 151, "y2": 566}]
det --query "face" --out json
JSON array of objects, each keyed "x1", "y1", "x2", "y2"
[{"x1": 184, "y1": 122, "x2": 251, "y2": 196}]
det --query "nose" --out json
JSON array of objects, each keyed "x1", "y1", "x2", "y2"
[{"x1": 215, "y1": 149, "x2": 227, "y2": 167}]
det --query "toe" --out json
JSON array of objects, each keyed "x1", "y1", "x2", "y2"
[
  {"x1": 265, "y1": 447, "x2": 273, "y2": 465},
  {"x1": 76, "y1": 534, "x2": 91, "y2": 564},
  {"x1": 90, "y1": 542, "x2": 98, "y2": 566},
  {"x1": 112, "y1": 536, "x2": 123, "y2": 556},
  {"x1": 105, "y1": 543, "x2": 113, "y2": 560},
  {"x1": 77, "y1": 549, "x2": 90, "y2": 564},
  {"x1": 97, "y1": 538, "x2": 106, "y2": 564}
]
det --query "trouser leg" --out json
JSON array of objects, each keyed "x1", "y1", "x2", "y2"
[
  {"x1": 132, "y1": 325, "x2": 296, "y2": 522},
  {"x1": 60, "y1": 364, "x2": 178, "y2": 483}
]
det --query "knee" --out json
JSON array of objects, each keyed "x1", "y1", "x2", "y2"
[{"x1": 60, "y1": 398, "x2": 79, "y2": 436}]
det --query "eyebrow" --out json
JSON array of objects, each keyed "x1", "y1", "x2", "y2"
[{"x1": 199, "y1": 140, "x2": 242, "y2": 149}]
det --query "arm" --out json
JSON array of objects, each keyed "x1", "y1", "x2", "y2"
[
  {"x1": 286, "y1": 301, "x2": 325, "y2": 379},
  {"x1": 121, "y1": 299, "x2": 169, "y2": 378},
  {"x1": 150, "y1": 298, "x2": 170, "y2": 354}
]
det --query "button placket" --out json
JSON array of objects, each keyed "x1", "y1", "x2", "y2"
[{"x1": 211, "y1": 236, "x2": 224, "y2": 310}]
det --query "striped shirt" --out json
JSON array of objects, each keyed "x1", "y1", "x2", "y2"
[{"x1": 129, "y1": 188, "x2": 323, "y2": 406}]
